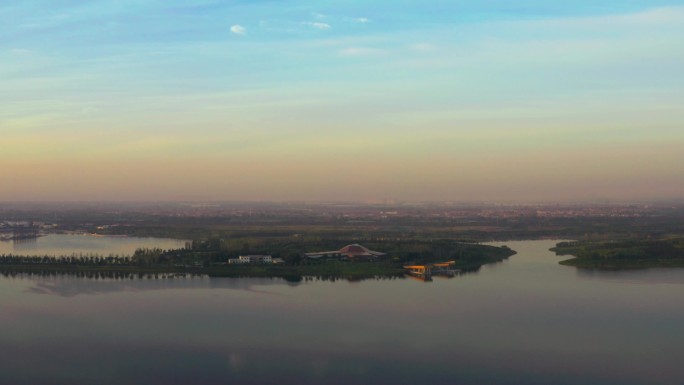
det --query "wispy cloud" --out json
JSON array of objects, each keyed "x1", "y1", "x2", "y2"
[
  {"x1": 353, "y1": 17, "x2": 370, "y2": 23},
  {"x1": 339, "y1": 46, "x2": 385, "y2": 57},
  {"x1": 408, "y1": 43, "x2": 436, "y2": 52},
  {"x1": 230, "y1": 24, "x2": 246, "y2": 35},
  {"x1": 302, "y1": 22, "x2": 331, "y2": 30},
  {"x1": 10, "y1": 48, "x2": 33, "y2": 55},
  {"x1": 498, "y1": 5, "x2": 684, "y2": 32}
]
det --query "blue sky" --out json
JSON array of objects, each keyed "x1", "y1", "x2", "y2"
[{"x1": 2, "y1": 1, "x2": 683, "y2": 202}]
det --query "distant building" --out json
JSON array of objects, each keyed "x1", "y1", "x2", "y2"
[{"x1": 304, "y1": 244, "x2": 386, "y2": 261}]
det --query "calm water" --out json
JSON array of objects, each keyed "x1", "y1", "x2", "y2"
[
  {"x1": 0, "y1": 234, "x2": 187, "y2": 257},
  {"x1": 1, "y1": 240, "x2": 683, "y2": 385}
]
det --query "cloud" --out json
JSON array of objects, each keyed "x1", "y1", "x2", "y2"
[
  {"x1": 230, "y1": 24, "x2": 246, "y2": 35},
  {"x1": 353, "y1": 17, "x2": 370, "y2": 23},
  {"x1": 303, "y1": 22, "x2": 331, "y2": 30},
  {"x1": 312, "y1": 12, "x2": 326, "y2": 19}
]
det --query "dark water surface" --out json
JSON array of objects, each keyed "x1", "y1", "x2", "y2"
[{"x1": 1, "y1": 240, "x2": 683, "y2": 385}]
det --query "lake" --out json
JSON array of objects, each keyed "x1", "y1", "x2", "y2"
[
  {"x1": 0, "y1": 234, "x2": 188, "y2": 257},
  {"x1": 1, "y1": 240, "x2": 683, "y2": 385}
]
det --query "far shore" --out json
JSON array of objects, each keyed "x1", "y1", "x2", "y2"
[{"x1": 551, "y1": 238, "x2": 684, "y2": 269}]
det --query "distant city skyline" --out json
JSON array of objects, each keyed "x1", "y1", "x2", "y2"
[{"x1": 2, "y1": 1, "x2": 683, "y2": 203}]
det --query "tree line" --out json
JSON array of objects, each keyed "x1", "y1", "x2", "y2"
[{"x1": 0, "y1": 247, "x2": 178, "y2": 267}]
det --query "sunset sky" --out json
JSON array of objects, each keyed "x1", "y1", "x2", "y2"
[{"x1": 2, "y1": 1, "x2": 683, "y2": 202}]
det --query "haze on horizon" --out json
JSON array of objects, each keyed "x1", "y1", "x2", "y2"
[{"x1": 2, "y1": 1, "x2": 683, "y2": 203}]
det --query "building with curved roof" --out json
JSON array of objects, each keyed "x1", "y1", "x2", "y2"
[{"x1": 304, "y1": 244, "x2": 386, "y2": 261}]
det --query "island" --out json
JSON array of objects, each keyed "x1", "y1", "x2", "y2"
[{"x1": 0, "y1": 237, "x2": 516, "y2": 281}]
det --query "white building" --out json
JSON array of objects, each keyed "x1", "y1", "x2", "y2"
[{"x1": 228, "y1": 255, "x2": 273, "y2": 264}]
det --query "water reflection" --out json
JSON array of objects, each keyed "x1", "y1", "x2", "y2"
[
  {"x1": 8, "y1": 237, "x2": 39, "y2": 248},
  {"x1": 1, "y1": 265, "x2": 493, "y2": 295},
  {"x1": 0, "y1": 260, "x2": 489, "y2": 297},
  {"x1": 575, "y1": 267, "x2": 684, "y2": 285},
  {"x1": 12, "y1": 274, "x2": 293, "y2": 297},
  {"x1": 0, "y1": 269, "x2": 200, "y2": 281},
  {"x1": 1, "y1": 240, "x2": 684, "y2": 385},
  {"x1": 1, "y1": 270, "x2": 412, "y2": 297}
]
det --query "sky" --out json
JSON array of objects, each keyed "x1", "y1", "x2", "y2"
[{"x1": 2, "y1": 0, "x2": 683, "y2": 203}]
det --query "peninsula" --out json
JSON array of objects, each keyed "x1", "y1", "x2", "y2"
[{"x1": 551, "y1": 238, "x2": 684, "y2": 269}]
